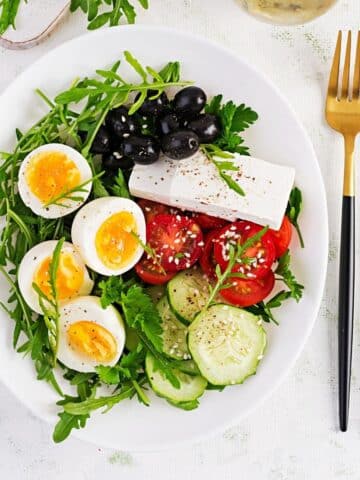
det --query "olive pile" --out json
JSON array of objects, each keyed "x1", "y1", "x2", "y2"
[{"x1": 90, "y1": 86, "x2": 221, "y2": 170}]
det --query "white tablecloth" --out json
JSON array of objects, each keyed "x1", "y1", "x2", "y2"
[{"x1": 1, "y1": 1, "x2": 359, "y2": 478}]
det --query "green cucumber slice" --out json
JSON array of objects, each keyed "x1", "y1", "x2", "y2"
[
  {"x1": 188, "y1": 304, "x2": 266, "y2": 386},
  {"x1": 167, "y1": 268, "x2": 210, "y2": 324},
  {"x1": 146, "y1": 284, "x2": 166, "y2": 304},
  {"x1": 145, "y1": 353, "x2": 207, "y2": 403},
  {"x1": 157, "y1": 296, "x2": 190, "y2": 360}
]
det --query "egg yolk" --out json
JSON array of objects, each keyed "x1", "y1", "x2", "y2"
[
  {"x1": 95, "y1": 211, "x2": 138, "y2": 270},
  {"x1": 67, "y1": 321, "x2": 117, "y2": 363},
  {"x1": 34, "y1": 253, "x2": 84, "y2": 300},
  {"x1": 25, "y1": 151, "x2": 81, "y2": 204}
]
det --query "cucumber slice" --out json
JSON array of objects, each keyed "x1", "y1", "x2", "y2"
[
  {"x1": 146, "y1": 284, "x2": 166, "y2": 304},
  {"x1": 188, "y1": 304, "x2": 266, "y2": 386},
  {"x1": 157, "y1": 296, "x2": 190, "y2": 360},
  {"x1": 167, "y1": 268, "x2": 210, "y2": 324},
  {"x1": 145, "y1": 353, "x2": 207, "y2": 403}
]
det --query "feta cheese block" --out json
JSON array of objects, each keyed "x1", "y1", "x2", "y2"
[{"x1": 129, "y1": 151, "x2": 295, "y2": 230}]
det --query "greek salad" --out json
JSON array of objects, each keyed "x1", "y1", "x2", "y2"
[{"x1": 0, "y1": 52, "x2": 304, "y2": 443}]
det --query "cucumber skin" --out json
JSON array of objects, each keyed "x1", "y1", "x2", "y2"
[
  {"x1": 166, "y1": 286, "x2": 192, "y2": 325},
  {"x1": 188, "y1": 303, "x2": 267, "y2": 387},
  {"x1": 145, "y1": 354, "x2": 207, "y2": 404},
  {"x1": 166, "y1": 269, "x2": 210, "y2": 325}
]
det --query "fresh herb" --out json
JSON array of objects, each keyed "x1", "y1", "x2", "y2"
[
  {"x1": 202, "y1": 96, "x2": 258, "y2": 197},
  {"x1": 286, "y1": 187, "x2": 304, "y2": 248},
  {"x1": 275, "y1": 250, "x2": 304, "y2": 301},
  {"x1": 0, "y1": 0, "x2": 22, "y2": 35},
  {"x1": 130, "y1": 231, "x2": 166, "y2": 274},
  {"x1": 44, "y1": 172, "x2": 104, "y2": 208},
  {"x1": 247, "y1": 251, "x2": 304, "y2": 324},
  {"x1": 205, "y1": 95, "x2": 258, "y2": 156},
  {"x1": 204, "y1": 227, "x2": 268, "y2": 309},
  {"x1": 32, "y1": 238, "x2": 65, "y2": 365},
  {"x1": 70, "y1": 0, "x2": 149, "y2": 30},
  {"x1": 98, "y1": 275, "x2": 127, "y2": 308},
  {"x1": 110, "y1": 168, "x2": 131, "y2": 198}
]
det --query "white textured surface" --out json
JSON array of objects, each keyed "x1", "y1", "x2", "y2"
[{"x1": 0, "y1": 0, "x2": 359, "y2": 478}]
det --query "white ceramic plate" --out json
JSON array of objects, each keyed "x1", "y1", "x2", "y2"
[{"x1": 0, "y1": 26, "x2": 328, "y2": 451}]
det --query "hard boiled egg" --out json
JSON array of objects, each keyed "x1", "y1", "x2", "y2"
[
  {"x1": 71, "y1": 197, "x2": 146, "y2": 276},
  {"x1": 18, "y1": 240, "x2": 94, "y2": 314},
  {"x1": 18, "y1": 143, "x2": 93, "y2": 219},
  {"x1": 58, "y1": 296, "x2": 125, "y2": 372}
]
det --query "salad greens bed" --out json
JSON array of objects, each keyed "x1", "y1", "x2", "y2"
[
  {"x1": 0, "y1": 52, "x2": 304, "y2": 443},
  {"x1": 0, "y1": 0, "x2": 149, "y2": 36}
]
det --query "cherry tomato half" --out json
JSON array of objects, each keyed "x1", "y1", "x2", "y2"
[
  {"x1": 147, "y1": 214, "x2": 204, "y2": 273},
  {"x1": 138, "y1": 199, "x2": 179, "y2": 223},
  {"x1": 191, "y1": 212, "x2": 229, "y2": 230},
  {"x1": 199, "y1": 229, "x2": 223, "y2": 279},
  {"x1": 269, "y1": 216, "x2": 292, "y2": 258},
  {"x1": 220, "y1": 271, "x2": 275, "y2": 307},
  {"x1": 135, "y1": 257, "x2": 175, "y2": 285},
  {"x1": 214, "y1": 221, "x2": 276, "y2": 280}
]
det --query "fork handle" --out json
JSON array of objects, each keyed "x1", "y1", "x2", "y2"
[{"x1": 339, "y1": 135, "x2": 356, "y2": 432}]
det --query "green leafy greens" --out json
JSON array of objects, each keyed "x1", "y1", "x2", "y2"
[
  {"x1": 286, "y1": 187, "x2": 304, "y2": 248},
  {"x1": 202, "y1": 95, "x2": 259, "y2": 197}
]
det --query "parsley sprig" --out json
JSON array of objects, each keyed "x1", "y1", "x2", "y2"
[{"x1": 202, "y1": 95, "x2": 258, "y2": 197}]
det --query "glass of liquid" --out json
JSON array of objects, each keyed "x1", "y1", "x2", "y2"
[{"x1": 240, "y1": 0, "x2": 338, "y2": 25}]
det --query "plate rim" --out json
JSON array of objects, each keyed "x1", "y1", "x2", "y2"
[{"x1": 0, "y1": 24, "x2": 329, "y2": 451}]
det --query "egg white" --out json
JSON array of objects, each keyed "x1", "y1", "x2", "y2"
[
  {"x1": 18, "y1": 240, "x2": 94, "y2": 314},
  {"x1": 18, "y1": 143, "x2": 93, "y2": 219},
  {"x1": 58, "y1": 296, "x2": 125, "y2": 373},
  {"x1": 71, "y1": 197, "x2": 146, "y2": 276}
]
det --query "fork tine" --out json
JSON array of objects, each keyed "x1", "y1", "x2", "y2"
[
  {"x1": 341, "y1": 32, "x2": 352, "y2": 99},
  {"x1": 352, "y1": 31, "x2": 360, "y2": 99},
  {"x1": 328, "y1": 31, "x2": 342, "y2": 98}
]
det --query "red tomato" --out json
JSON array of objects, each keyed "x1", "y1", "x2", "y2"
[
  {"x1": 147, "y1": 214, "x2": 204, "y2": 273},
  {"x1": 138, "y1": 199, "x2": 179, "y2": 223},
  {"x1": 191, "y1": 213, "x2": 229, "y2": 230},
  {"x1": 135, "y1": 257, "x2": 176, "y2": 285},
  {"x1": 199, "y1": 229, "x2": 223, "y2": 279},
  {"x1": 269, "y1": 216, "x2": 293, "y2": 258},
  {"x1": 214, "y1": 221, "x2": 276, "y2": 280},
  {"x1": 220, "y1": 271, "x2": 275, "y2": 307}
]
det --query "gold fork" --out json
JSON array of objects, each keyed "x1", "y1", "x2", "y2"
[{"x1": 326, "y1": 31, "x2": 360, "y2": 432}]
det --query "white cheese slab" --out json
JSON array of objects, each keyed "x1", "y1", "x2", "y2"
[{"x1": 129, "y1": 152, "x2": 295, "y2": 230}]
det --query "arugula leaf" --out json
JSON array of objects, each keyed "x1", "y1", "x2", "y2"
[
  {"x1": 286, "y1": 187, "x2": 304, "y2": 248},
  {"x1": 70, "y1": 0, "x2": 149, "y2": 30},
  {"x1": 53, "y1": 411, "x2": 89, "y2": 443},
  {"x1": 275, "y1": 250, "x2": 304, "y2": 302},
  {"x1": 0, "y1": 0, "x2": 22, "y2": 35}
]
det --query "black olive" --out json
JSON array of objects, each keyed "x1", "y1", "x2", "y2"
[
  {"x1": 161, "y1": 130, "x2": 200, "y2": 160},
  {"x1": 90, "y1": 126, "x2": 111, "y2": 154},
  {"x1": 105, "y1": 106, "x2": 139, "y2": 138},
  {"x1": 156, "y1": 112, "x2": 180, "y2": 136},
  {"x1": 102, "y1": 151, "x2": 134, "y2": 171},
  {"x1": 187, "y1": 114, "x2": 221, "y2": 143},
  {"x1": 173, "y1": 87, "x2": 207, "y2": 119},
  {"x1": 121, "y1": 135, "x2": 160, "y2": 165},
  {"x1": 136, "y1": 90, "x2": 169, "y2": 117}
]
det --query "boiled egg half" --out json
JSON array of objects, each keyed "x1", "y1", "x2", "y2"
[
  {"x1": 71, "y1": 197, "x2": 146, "y2": 276},
  {"x1": 18, "y1": 240, "x2": 94, "y2": 314},
  {"x1": 58, "y1": 296, "x2": 125, "y2": 372},
  {"x1": 18, "y1": 143, "x2": 93, "y2": 218}
]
